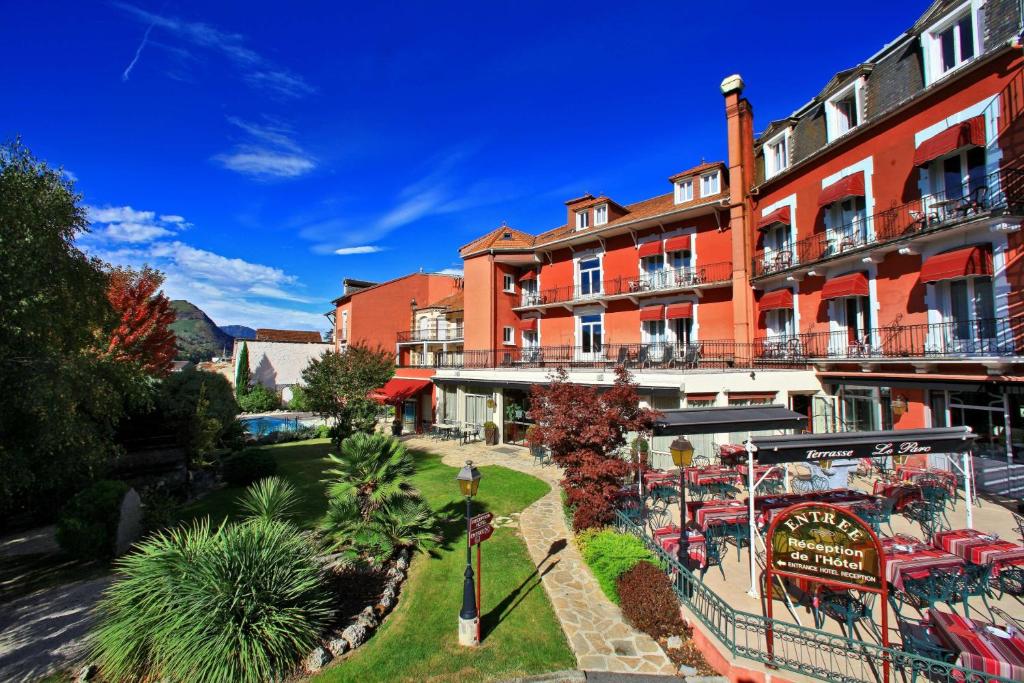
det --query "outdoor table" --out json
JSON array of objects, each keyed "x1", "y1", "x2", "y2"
[
  {"x1": 643, "y1": 470, "x2": 676, "y2": 488},
  {"x1": 934, "y1": 529, "x2": 1024, "y2": 573},
  {"x1": 880, "y1": 533, "x2": 930, "y2": 554},
  {"x1": 686, "y1": 466, "x2": 739, "y2": 487},
  {"x1": 653, "y1": 525, "x2": 707, "y2": 567},
  {"x1": 884, "y1": 544, "x2": 964, "y2": 590},
  {"x1": 719, "y1": 443, "x2": 746, "y2": 466},
  {"x1": 897, "y1": 466, "x2": 958, "y2": 495},
  {"x1": 735, "y1": 463, "x2": 782, "y2": 480},
  {"x1": 692, "y1": 499, "x2": 748, "y2": 529},
  {"x1": 872, "y1": 480, "x2": 922, "y2": 511},
  {"x1": 436, "y1": 424, "x2": 459, "y2": 439},
  {"x1": 929, "y1": 608, "x2": 1024, "y2": 682},
  {"x1": 750, "y1": 490, "x2": 877, "y2": 526}
]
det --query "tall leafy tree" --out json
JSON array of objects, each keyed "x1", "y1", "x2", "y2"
[
  {"x1": 235, "y1": 340, "x2": 250, "y2": 398},
  {"x1": 301, "y1": 345, "x2": 395, "y2": 445},
  {"x1": 105, "y1": 266, "x2": 177, "y2": 376},
  {"x1": 0, "y1": 140, "x2": 130, "y2": 519},
  {"x1": 528, "y1": 366, "x2": 658, "y2": 531}
]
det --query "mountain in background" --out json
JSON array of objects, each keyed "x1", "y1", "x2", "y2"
[
  {"x1": 219, "y1": 325, "x2": 256, "y2": 340},
  {"x1": 169, "y1": 300, "x2": 236, "y2": 362}
]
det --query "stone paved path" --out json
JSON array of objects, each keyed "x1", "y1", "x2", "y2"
[{"x1": 404, "y1": 436, "x2": 677, "y2": 676}]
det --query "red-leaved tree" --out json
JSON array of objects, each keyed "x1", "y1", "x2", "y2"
[
  {"x1": 528, "y1": 365, "x2": 659, "y2": 531},
  {"x1": 105, "y1": 266, "x2": 177, "y2": 376}
]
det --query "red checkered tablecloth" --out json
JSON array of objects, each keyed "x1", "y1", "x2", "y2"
[
  {"x1": 930, "y1": 609, "x2": 1024, "y2": 682},
  {"x1": 643, "y1": 470, "x2": 677, "y2": 489},
  {"x1": 897, "y1": 466, "x2": 958, "y2": 495},
  {"x1": 686, "y1": 466, "x2": 739, "y2": 487},
  {"x1": 884, "y1": 546, "x2": 964, "y2": 590},
  {"x1": 653, "y1": 525, "x2": 707, "y2": 567},
  {"x1": 934, "y1": 529, "x2": 1024, "y2": 572},
  {"x1": 872, "y1": 480, "x2": 922, "y2": 511},
  {"x1": 692, "y1": 499, "x2": 748, "y2": 529}
]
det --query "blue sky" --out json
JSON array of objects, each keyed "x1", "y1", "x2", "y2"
[{"x1": 3, "y1": 1, "x2": 924, "y2": 331}]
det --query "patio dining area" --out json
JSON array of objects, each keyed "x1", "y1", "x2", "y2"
[{"x1": 616, "y1": 410, "x2": 1024, "y2": 683}]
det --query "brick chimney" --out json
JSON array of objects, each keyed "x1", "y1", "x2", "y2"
[{"x1": 722, "y1": 74, "x2": 756, "y2": 346}]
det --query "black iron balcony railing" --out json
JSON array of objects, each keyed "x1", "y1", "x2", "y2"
[
  {"x1": 396, "y1": 326, "x2": 464, "y2": 343},
  {"x1": 753, "y1": 316, "x2": 1023, "y2": 361},
  {"x1": 752, "y1": 167, "x2": 1024, "y2": 279},
  {"x1": 516, "y1": 261, "x2": 732, "y2": 308}
]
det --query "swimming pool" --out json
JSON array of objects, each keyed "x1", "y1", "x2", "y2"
[{"x1": 240, "y1": 415, "x2": 301, "y2": 437}]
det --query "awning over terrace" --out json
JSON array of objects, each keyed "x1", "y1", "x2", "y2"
[
  {"x1": 818, "y1": 172, "x2": 865, "y2": 207},
  {"x1": 518, "y1": 317, "x2": 538, "y2": 331},
  {"x1": 666, "y1": 302, "x2": 693, "y2": 319},
  {"x1": 758, "y1": 288, "x2": 793, "y2": 312},
  {"x1": 652, "y1": 404, "x2": 807, "y2": 436},
  {"x1": 756, "y1": 206, "x2": 791, "y2": 231},
  {"x1": 638, "y1": 241, "x2": 663, "y2": 257},
  {"x1": 664, "y1": 234, "x2": 692, "y2": 252},
  {"x1": 639, "y1": 304, "x2": 665, "y2": 321},
  {"x1": 913, "y1": 116, "x2": 986, "y2": 167},
  {"x1": 749, "y1": 426, "x2": 977, "y2": 465},
  {"x1": 518, "y1": 270, "x2": 537, "y2": 281},
  {"x1": 821, "y1": 271, "x2": 869, "y2": 300},
  {"x1": 920, "y1": 244, "x2": 993, "y2": 283},
  {"x1": 369, "y1": 378, "x2": 433, "y2": 404}
]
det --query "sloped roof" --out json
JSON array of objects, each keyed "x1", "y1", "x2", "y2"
[
  {"x1": 255, "y1": 328, "x2": 324, "y2": 343},
  {"x1": 459, "y1": 225, "x2": 536, "y2": 257},
  {"x1": 421, "y1": 291, "x2": 464, "y2": 312},
  {"x1": 668, "y1": 161, "x2": 725, "y2": 182}
]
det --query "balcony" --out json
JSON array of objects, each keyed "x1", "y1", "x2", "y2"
[
  {"x1": 396, "y1": 326, "x2": 464, "y2": 343},
  {"x1": 515, "y1": 261, "x2": 732, "y2": 311},
  {"x1": 752, "y1": 168, "x2": 1024, "y2": 281},
  {"x1": 753, "y1": 316, "x2": 1024, "y2": 363}
]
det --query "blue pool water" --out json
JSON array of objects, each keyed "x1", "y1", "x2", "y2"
[{"x1": 240, "y1": 416, "x2": 300, "y2": 436}]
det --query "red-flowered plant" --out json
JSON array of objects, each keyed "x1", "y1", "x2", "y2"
[
  {"x1": 528, "y1": 365, "x2": 658, "y2": 531},
  {"x1": 105, "y1": 266, "x2": 177, "y2": 376}
]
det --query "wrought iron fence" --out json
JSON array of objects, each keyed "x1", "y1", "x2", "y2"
[
  {"x1": 752, "y1": 167, "x2": 1024, "y2": 279},
  {"x1": 396, "y1": 326, "x2": 464, "y2": 342},
  {"x1": 613, "y1": 509, "x2": 1016, "y2": 683}
]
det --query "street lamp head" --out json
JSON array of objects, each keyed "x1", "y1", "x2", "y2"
[
  {"x1": 456, "y1": 460, "x2": 481, "y2": 497},
  {"x1": 410, "y1": 297, "x2": 418, "y2": 310},
  {"x1": 670, "y1": 437, "x2": 695, "y2": 467}
]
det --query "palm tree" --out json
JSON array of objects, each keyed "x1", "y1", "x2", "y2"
[{"x1": 323, "y1": 432, "x2": 418, "y2": 519}]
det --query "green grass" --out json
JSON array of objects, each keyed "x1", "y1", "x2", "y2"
[{"x1": 182, "y1": 438, "x2": 576, "y2": 682}]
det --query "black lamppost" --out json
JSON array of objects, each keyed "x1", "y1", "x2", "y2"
[
  {"x1": 670, "y1": 437, "x2": 694, "y2": 567},
  {"x1": 456, "y1": 460, "x2": 481, "y2": 646}
]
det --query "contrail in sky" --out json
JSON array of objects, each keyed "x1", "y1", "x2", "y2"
[{"x1": 122, "y1": 19, "x2": 156, "y2": 81}]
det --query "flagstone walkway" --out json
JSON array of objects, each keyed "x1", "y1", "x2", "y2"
[{"x1": 403, "y1": 437, "x2": 677, "y2": 676}]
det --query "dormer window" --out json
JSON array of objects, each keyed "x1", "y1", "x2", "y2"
[
  {"x1": 674, "y1": 179, "x2": 693, "y2": 204},
  {"x1": 575, "y1": 209, "x2": 590, "y2": 230},
  {"x1": 764, "y1": 130, "x2": 790, "y2": 179},
  {"x1": 502, "y1": 231, "x2": 513, "y2": 240},
  {"x1": 594, "y1": 204, "x2": 608, "y2": 226},
  {"x1": 700, "y1": 171, "x2": 720, "y2": 197},
  {"x1": 825, "y1": 80, "x2": 864, "y2": 142},
  {"x1": 923, "y1": 6, "x2": 980, "y2": 85}
]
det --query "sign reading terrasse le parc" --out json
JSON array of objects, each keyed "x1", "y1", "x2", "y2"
[{"x1": 767, "y1": 503, "x2": 883, "y2": 591}]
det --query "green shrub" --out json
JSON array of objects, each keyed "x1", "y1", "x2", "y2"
[
  {"x1": 140, "y1": 489, "x2": 180, "y2": 536},
  {"x1": 237, "y1": 384, "x2": 280, "y2": 413},
  {"x1": 56, "y1": 480, "x2": 130, "y2": 561},
  {"x1": 287, "y1": 384, "x2": 309, "y2": 411},
  {"x1": 580, "y1": 529, "x2": 659, "y2": 603},
  {"x1": 158, "y1": 368, "x2": 239, "y2": 458},
  {"x1": 575, "y1": 527, "x2": 603, "y2": 554},
  {"x1": 314, "y1": 423, "x2": 332, "y2": 439},
  {"x1": 221, "y1": 449, "x2": 277, "y2": 487},
  {"x1": 90, "y1": 518, "x2": 334, "y2": 683},
  {"x1": 617, "y1": 561, "x2": 686, "y2": 639}
]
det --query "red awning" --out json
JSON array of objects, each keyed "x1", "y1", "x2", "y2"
[
  {"x1": 518, "y1": 317, "x2": 538, "y2": 331},
  {"x1": 666, "y1": 302, "x2": 693, "y2": 319},
  {"x1": 664, "y1": 235, "x2": 692, "y2": 252},
  {"x1": 639, "y1": 304, "x2": 665, "y2": 321},
  {"x1": 518, "y1": 270, "x2": 537, "y2": 282},
  {"x1": 637, "y1": 241, "x2": 663, "y2": 258},
  {"x1": 913, "y1": 116, "x2": 986, "y2": 167},
  {"x1": 756, "y1": 206, "x2": 792, "y2": 231},
  {"x1": 818, "y1": 172, "x2": 865, "y2": 207},
  {"x1": 370, "y1": 378, "x2": 433, "y2": 404},
  {"x1": 920, "y1": 245, "x2": 993, "y2": 283},
  {"x1": 759, "y1": 288, "x2": 793, "y2": 312},
  {"x1": 821, "y1": 272, "x2": 870, "y2": 300}
]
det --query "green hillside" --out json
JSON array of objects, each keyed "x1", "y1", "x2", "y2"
[{"x1": 169, "y1": 300, "x2": 235, "y2": 362}]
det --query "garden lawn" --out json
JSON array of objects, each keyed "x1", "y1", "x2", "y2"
[{"x1": 181, "y1": 438, "x2": 575, "y2": 682}]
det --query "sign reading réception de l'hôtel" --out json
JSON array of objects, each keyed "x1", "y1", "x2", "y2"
[{"x1": 768, "y1": 504, "x2": 882, "y2": 591}]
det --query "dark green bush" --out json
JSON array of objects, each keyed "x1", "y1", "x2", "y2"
[
  {"x1": 56, "y1": 480, "x2": 130, "y2": 561},
  {"x1": 237, "y1": 384, "x2": 280, "y2": 413},
  {"x1": 221, "y1": 449, "x2": 277, "y2": 487},
  {"x1": 580, "y1": 528, "x2": 659, "y2": 603},
  {"x1": 158, "y1": 368, "x2": 239, "y2": 459},
  {"x1": 617, "y1": 561, "x2": 686, "y2": 639},
  {"x1": 90, "y1": 518, "x2": 334, "y2": 683}
]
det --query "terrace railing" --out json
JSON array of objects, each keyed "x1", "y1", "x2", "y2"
[
  {"x1": 396, "y1": 326, "x2": 465, "y2": 343},
  {"x1": 517, "y1": 261, "x2": 732, "y2": 308},
  {"x1": 754, "y1": 316, "x2": 1024, "y2": 361},
  {"x1": 752, "y1": 167, "x2": 1024, "y2": 279},
  {"x1": 613, "y1": 510, "x2": 1016, "y2": 683}
]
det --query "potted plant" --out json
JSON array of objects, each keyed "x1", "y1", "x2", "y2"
[
  {"x1": 483, "y1": 421, "x2": 499, "y2": 445},
  {"x1": 630, "y1": 436, "x2": 650, "y2": 466},
  {"x1": 391, "y1": 418, "x2": 402, "y2": 436}
]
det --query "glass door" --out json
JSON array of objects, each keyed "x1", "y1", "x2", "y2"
[{"x1": 578, "y1": 314, "x2": 603, "y2": 362}]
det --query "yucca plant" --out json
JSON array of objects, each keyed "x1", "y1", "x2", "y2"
[
  {"x1": 90, "y1": 518, "x2": 334, "y2": 683},
  {"x1": 238, "y1": 476, "x2": 299, "y2": 522},
  {"x1": 324, "y1": 432, "x2": 418, "y2": 518}
]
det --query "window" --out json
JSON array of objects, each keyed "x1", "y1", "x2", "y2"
[
  {"x1": 642, "y1": 318, "x2": 668, "y2": 362},
  {"x1": 674, "y1": 179, "x2": 694, "y2": 204},
  {"x1": 341, "y1": 311, "x2": 348, "y2": 339},
  {"x1": 522, "y1": 330, "x2": 539, "y2": 348},
  {"x1": 934, "y1": 275, "x2": 997, "y2": 350},
  {"x1": 520, "y1": 276, "x2": 538, "y2": 305},
  {"x1": 503, "y1": 326, "x2": 515, "y2": 345},
  {"x1": 828, "y1": 197, "x2": 868, "y2": 251},
  {"x1": 765, "y1": 308, "x2": 795, "y2": 338},
  {"x1": 700, "y1": 172, "x2": 720, "y2": 197},
  {"x1": 578, "y1": 257, "x2": 602, "y2": 297},
  {"x1": 442, "y1": 386, "x2": 458, "y2": 422},
  {"x1": 640, "y1": 254, "x2": 666, "y2": 288},
  {"x1": 579, "y1": 314, "x2": 603, "y2": 354},
  {"x1": 764, "y1": 131, "x2": 790, "y2": 178},
  {"x1": 828, "y1": 295, "x2": 872, "y2": 354},
  {"x1": 594, "y1": 204, "x2": 608, "y2": 226},
  {"x1": 826, "y1": 82, "x2": 863, "y2": 141},
  {"x1": 839, "y1": 386, "x2": 881, "y2": 432},
  {"x1": 503, "y1": 274, "x2": 515, "y2": 293},
  {"x1": 671, "y1": 317, "x2": 693, "y2": 347},
  {"x1": 575, "y1": 210, "x2": 590, "y2": 230},
  {"x1": 929, "y1": 146, "x2": 986, "y2": 204},
  {"x1": 923, "y1": 7, "x2": 980, "y2": 84},
  {"x1": 667, "y1": 247, "x2": 693, "y2": 281},
  {"x1": 465, "y1": 394, "x2": 488, "y2": 428},
  {"x1": 762, "y1": 222, "x2": 793, "y2": 272}
]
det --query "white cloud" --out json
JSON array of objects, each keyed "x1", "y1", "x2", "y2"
[
  {"x1": 214, "y1": 117, "x2": 316, "y2": 179},
  {"x1": 160, "y1": 214, "x2": 186, "y2": 223},
  {"x1": 86, "y1": 205, "x2": 187, "y2": 244},
  {"x1": 102, "y1": 222, "x2": 174, "y2": 243},
  {"x1": 437, "y1": 267, "x2": 464, "y2": 276},
  {"x1": 113, "y1": 3, "x2": 315, "y2": 98},
  {"x1": 88, "y1": 205, "x2": 156, "y2": 223},
  {"x1": 334, "y1": 246, "x2": 385, "y2": 255}
]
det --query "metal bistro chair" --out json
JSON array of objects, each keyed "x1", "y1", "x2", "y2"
[
  {"x1": 996, "y1": 565, "x2": 1024, "y2": 599},
  {"x1": 895, "y1": 567, "x2": 962, "y2": 615},
  {"x1": 854, "y1": 496, "x2": 898, "y2": 536},
  {"x1": 701, "y1": 523, "x2": 729, "y2": 580},
  {"x1": 954, "y1": 563, "x2": 994, "y2": 619},
  {"x1": 1013, "y1": 511, "x2": 1024, "y2": 543},
  {"x1": 905, "y1": 485, "x2": 952, "y2": 540},
  {"x1": 897, "y1": 619, "x2": 957, "y2": 683},
  {"x1": 648, "y1": 484, "x2": 678, "y2": 510},
  {"x1": 646, "y1": 507, "x2": 672, "y2": 535},
  {"x1": 813, "y1": 588, "x2": 874, "y2": 637}
]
